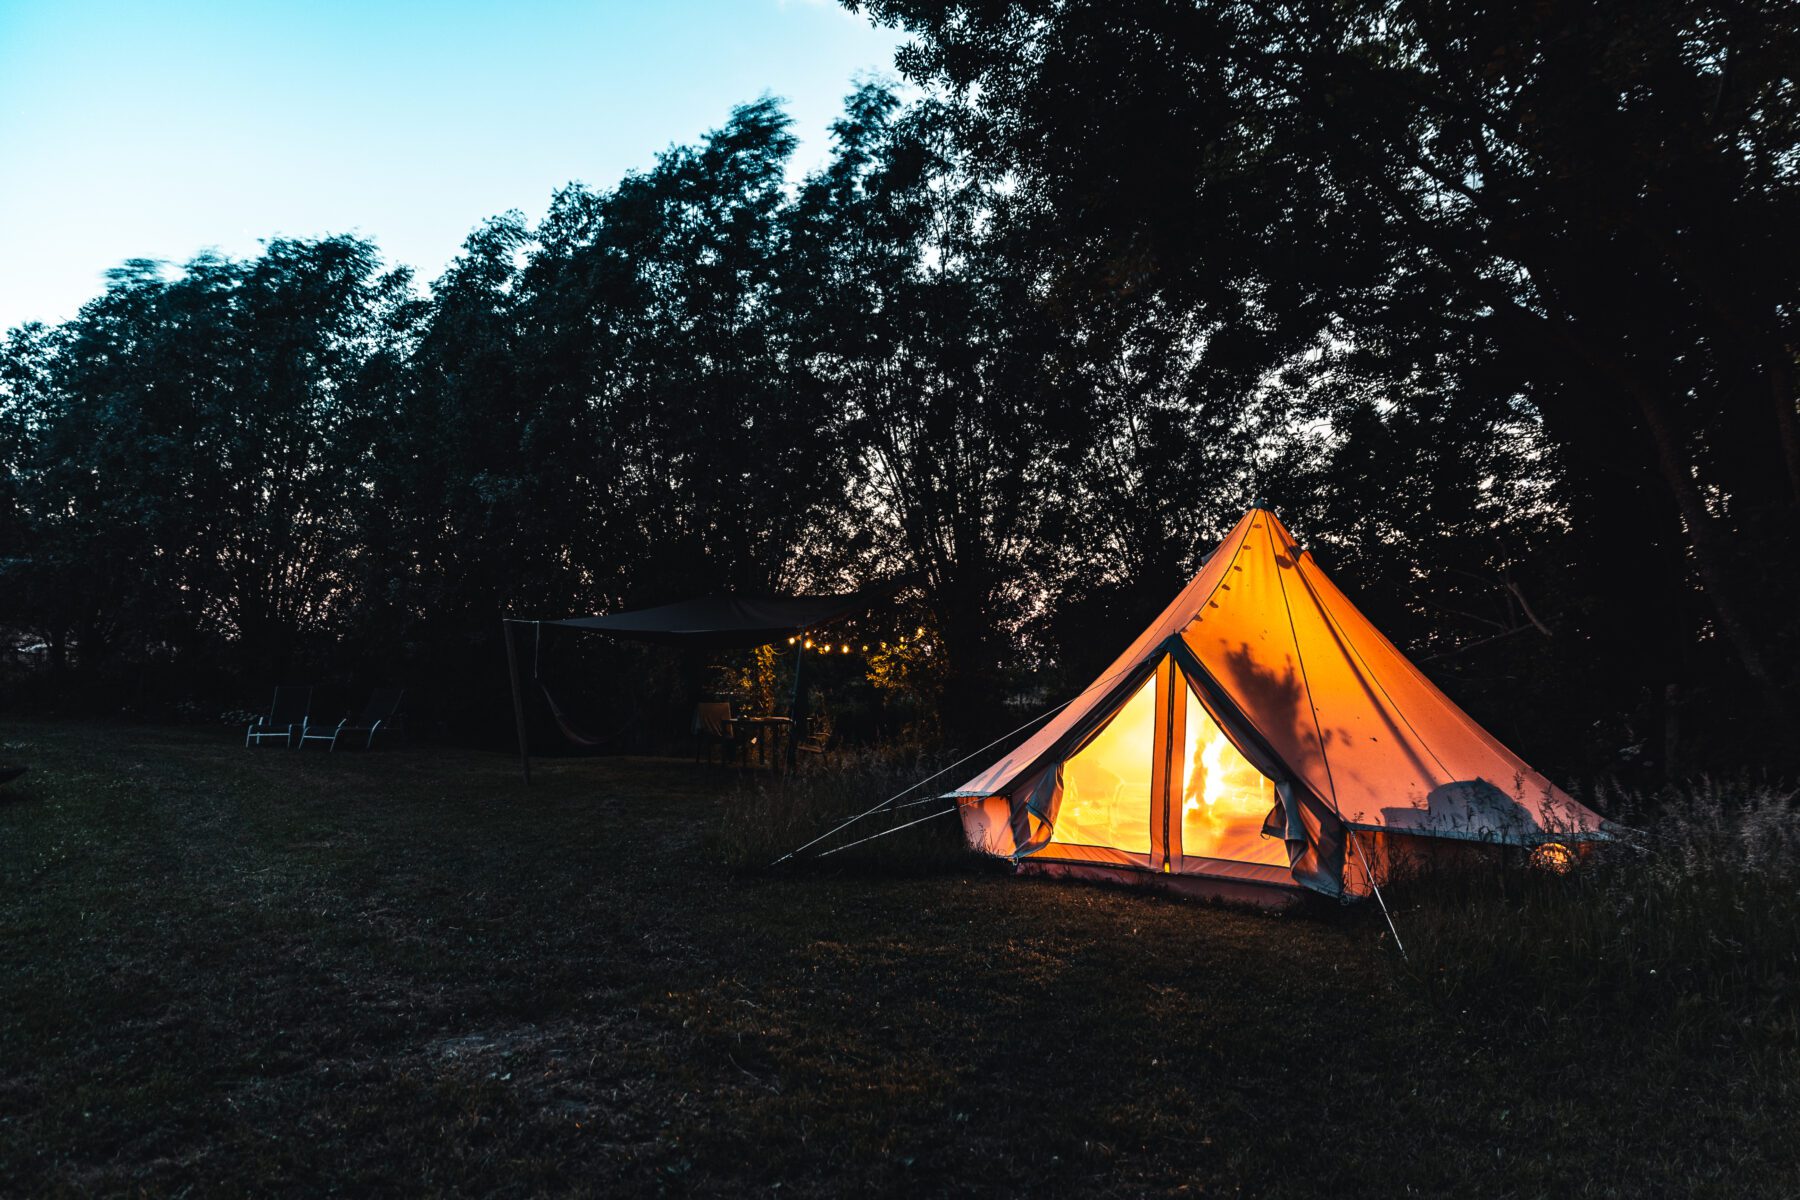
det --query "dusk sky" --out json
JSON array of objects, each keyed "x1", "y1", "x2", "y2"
[{"x1": 0, "y1": 0, "x2": 906, "y2": 331}]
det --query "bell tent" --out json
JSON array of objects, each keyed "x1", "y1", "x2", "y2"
[{"x1": 952, "y1": 507, "x2": 1605, "y2": 906}]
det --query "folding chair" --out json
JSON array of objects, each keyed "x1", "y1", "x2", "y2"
[
  {"x1": 247, "y1": 686, "x2": 312, "y2": 748},
  {"x1": 302, "y1": 687, "x2": 405, "y2": 751}
]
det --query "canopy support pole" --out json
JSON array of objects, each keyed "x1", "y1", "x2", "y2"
[
  {"x1": 786, "y1": 632, "x2": 805, "y2": 772},
  {"x1": 502, "y1": 619, "x2": 532, "y2": 786}
]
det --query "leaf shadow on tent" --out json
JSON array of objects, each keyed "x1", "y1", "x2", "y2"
[{"x1": 1210, "y1": 638, "x2": 1345, "y2": 787}]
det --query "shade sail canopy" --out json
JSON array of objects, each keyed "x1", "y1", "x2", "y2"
[
  {"x1": 952, "y1": 508, "x2": 1605, "y2": 904},
  {"x1": 538, "y1": 579, "x2": 908, "y2": 649}
]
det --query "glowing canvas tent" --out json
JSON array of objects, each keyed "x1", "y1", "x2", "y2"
[{"x1": 952, "y1": 507, "x2": 1606, "y2": 905}]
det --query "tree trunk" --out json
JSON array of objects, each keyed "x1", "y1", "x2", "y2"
[
  {"x1": 931, "y1": 583, "x2": 1004, "y2": 749},
  {"x1": 1772, "y1": 350, "x2": 1800, "y2": 507},
  {"x1": 1632, "y1": 385, "x2": 1792, "y2": 719}
]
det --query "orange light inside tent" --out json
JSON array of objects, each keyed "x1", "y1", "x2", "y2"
[
  {"x1": 1179, "y1": 688, "x2": 1288, "y2": 866},
  {"x1": 1530, "y1": 842, "x2": 1577, "y2": 874},
  {"x1": 1053, "y1": 673, "x2": 1158, "y2": 854}
]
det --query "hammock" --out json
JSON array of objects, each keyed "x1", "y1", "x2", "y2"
[
  {"x1": 537, "y1": 678, "x2": 630, "y2": 748},
  {"x1": 533, "y1": 624, "x2": 635, "y2": 749}
]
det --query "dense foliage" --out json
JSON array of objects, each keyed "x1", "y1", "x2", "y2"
[{"x1": 2, "y1": 0, "x2": 1796, "y2": 774}]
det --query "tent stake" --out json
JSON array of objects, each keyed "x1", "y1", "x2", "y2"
[{"x1": 502, "y1": 618, "x2": 532, "y2": 786}]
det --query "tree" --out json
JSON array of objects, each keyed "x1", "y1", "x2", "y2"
[
  {"x1": 858, "y1": 0, "x2": 1800, "y2": 728},
  {"x1": 784, "y1": 87, "x2": 1093, "y2": 735},
  {"x1": 4, "y1": 238, "x2": 405, "y2": 685}
]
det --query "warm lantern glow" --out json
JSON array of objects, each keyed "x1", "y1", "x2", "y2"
[
  {"x1": 1179, "y1": 687, "x2": 1287, "y2": 865},
  {"x1": 1054, "y1": 673, "x2": 1157, "y2": 854},
  {"x1": 804, "y1": 638, "x2": 814, "y2": 649},
  {"x1": 1040, "y1": 667, "x2": 1286, "y2": 868},
  {"x1": 1530, "y1": 842, "x2": 1577, "y2": 874},
  {"x1": 840, "y1": 644, "x2": 849, "y2": 653}
]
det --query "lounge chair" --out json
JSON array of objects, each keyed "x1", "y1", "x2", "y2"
[
  {"x1": 301, "y1": 687, "x2": 405, "y2": 751},
  {"x1": 247, "y1": 686, "x2": 312, "y2": 748}
]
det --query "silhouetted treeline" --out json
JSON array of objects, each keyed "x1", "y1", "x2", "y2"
[{"x1": 3, "y1": 0, "x2": 1797, "y2": 775}]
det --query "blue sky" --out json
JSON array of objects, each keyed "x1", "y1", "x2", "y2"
[{"x1": 0, "y1": 0, "x2": 906, "y2": 331}]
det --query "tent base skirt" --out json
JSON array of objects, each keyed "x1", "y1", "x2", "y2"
[{"x1": 1015, "y1": 859, "x2": 1306, "y2": 910}]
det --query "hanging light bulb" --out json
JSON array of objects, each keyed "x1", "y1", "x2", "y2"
[
  {"x1": 804, "y1": 638, "x2": 814, "y2": 649},
  {"x1": 840, "y1": 644, "x2": 850, "y2": 654}
]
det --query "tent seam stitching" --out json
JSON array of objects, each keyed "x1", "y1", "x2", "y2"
[
  {"x1": 1289, "y1": 554, "x2": 1456, "y2": 783},
  {"x1": 1270, "y1": 527, "x2": 1343, "y2": 817}
]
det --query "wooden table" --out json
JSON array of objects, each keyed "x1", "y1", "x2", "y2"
[{"x1": 734, "y1": 716, "x2": 793, "y2": 768}]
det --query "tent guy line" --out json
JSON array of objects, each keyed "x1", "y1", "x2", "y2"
[
  {"x1": 769, "y1": 653, "x2": 1154, "y2": 867},
  {"x1": 763, "y1": 531, "x2": 1422, "y2": 955},
  {"x1": 811, "y1": 803, "x2": 967, "y2": 860},
  {"x1": 1279, "y1": 529, "x2": 1434, "y2": 955},
  {"x1": 1265, "y1": 507, "x2": 1406, "y2": 951}
]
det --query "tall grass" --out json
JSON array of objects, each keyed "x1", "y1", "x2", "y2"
[
  {"x1": 713, "y1": 746, "x2": 974, "y2": 875},
  {"x1": 724, "y1": 755, "x2": 1800, "y2": 1061},
  {"x1": 1391, "y1": 778, "x2": 1800, "y2": 1053}
]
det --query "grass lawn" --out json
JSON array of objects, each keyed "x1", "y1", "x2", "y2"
[{"x1": 1, "y1": 722, "x2": 1793, "y2": 1196}]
